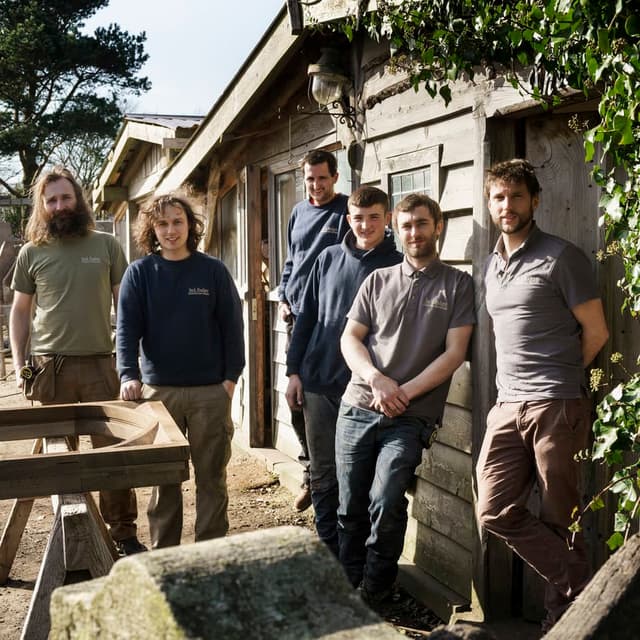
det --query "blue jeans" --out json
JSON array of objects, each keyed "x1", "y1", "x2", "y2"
[
  {"x1": 335, "y1": 402, "x2": 434, "y2": 592},
  {"x1": 303, "y1": 391, "x2": 341, "y2": 556}
]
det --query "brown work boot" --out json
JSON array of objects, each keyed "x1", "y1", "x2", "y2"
[{"x1": 294, "y1": 485, "x2": 312, "y2": 512}]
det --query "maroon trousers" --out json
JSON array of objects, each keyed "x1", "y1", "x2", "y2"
[{"x1": 476, "y1": 397, "x2": 592, "y2": 623}]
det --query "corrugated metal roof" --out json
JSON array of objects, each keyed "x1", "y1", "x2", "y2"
[{"x1": 124, "y1": 114, "x2": 204, "y2": 130}]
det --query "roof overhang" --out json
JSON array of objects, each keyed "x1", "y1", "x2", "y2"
[
  {"x1": 93, "y1": 117, "x2": 202, "y2": 209},
  {"x1": 155, "y1": 6, "x2": 301, "y2": 193}
]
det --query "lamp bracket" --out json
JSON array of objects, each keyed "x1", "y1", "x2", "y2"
[{"x1": 296, "y1": 102, "x2": 357, "y2": 130}]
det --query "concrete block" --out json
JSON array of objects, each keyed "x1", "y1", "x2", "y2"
[{"x1": 50, "y1": 526, "x2": 401, "y2": 639}]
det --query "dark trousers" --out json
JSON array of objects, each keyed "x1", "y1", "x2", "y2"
[
  {"x1": 476, "y1": 397, "x2": 592, "y2": 623},
  {"x1": 285, "y1": 313, "x2": 310, "y2": 486},
  {"x1": 303, "y1": 391, "x2": 341, "y2": 556}
]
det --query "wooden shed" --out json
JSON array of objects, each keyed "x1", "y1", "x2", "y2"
[
  {"x1": 93, "y1": 114, "x2": 203, "y2": 262},
  {"x1": 94, "y1": 0, "x2": 638, "y2": 626}
]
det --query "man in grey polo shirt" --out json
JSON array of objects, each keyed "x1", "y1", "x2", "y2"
[
  {"x1": 476, "y1": 159, "x2": 609, "y2": 633},
  {"x1": 337, "y1": 193, "x2": 475, "y2": 608}
]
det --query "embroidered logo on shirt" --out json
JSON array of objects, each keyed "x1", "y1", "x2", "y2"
[
  {"x1": 80, "y1": 256, "x2": 101, "y2": 264},
  {"x1": 423, "y1": 292, "x2": 448, "y2": 310},
  {"x1": 322, "y1": 226, "x2": 338, "y2": 234},
  {"x1": 188, "y1": 288, "x2": 210, "y2": 296},
  {"x1": 517, "y1": 275, "x2": 548, "y2": 285}
]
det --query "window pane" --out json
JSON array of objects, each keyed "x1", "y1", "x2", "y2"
[
  {"x1": 390, "y1": 167, "x2": 434, "y2": 203},
  {"x1": 275, "y1": 171, "x2": 297, "y2": 278},
  {"x1": 220, "y1": 187, "x2": 238, "y2": 279}
]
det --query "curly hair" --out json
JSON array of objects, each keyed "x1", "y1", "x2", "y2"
[
  {"x1": 134, "y1": 194, "x2": 204, "y2": 255},
  {"x1": 26, "y1": 166, "x2": 94, "y2": 245},
  {"x1": 484, "y1": 158, "x2": 541, "y2": 198}
]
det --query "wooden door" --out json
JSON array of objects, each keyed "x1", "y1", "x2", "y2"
[{"x1": 239, "y1": 165, "x2": 269, "y2": 447}]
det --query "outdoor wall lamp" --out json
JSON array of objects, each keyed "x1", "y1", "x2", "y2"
[{"x1": 306, "y1": 47, "x2": 357, "y2": 129}]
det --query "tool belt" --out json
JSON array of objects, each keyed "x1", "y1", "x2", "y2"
[{"x1": 22, "y1": 355, "x2": 64, "y2": 402}]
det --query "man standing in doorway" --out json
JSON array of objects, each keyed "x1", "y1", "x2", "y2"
[
  {"x1": 337, "y1": 193, "x2": 475, "y2": 608},
  {"x1": 285, "y1": 186, "x2": 402, "y2": 555},
  {"x1": 10, "y1": 166, "x2": 145, "y2": 556},
  {"x1": 278, "y1": 149, "x2": 349, "y2": 511},
  {"x1": 476, "y1": 159, "x2": 609, "y2": 632}
]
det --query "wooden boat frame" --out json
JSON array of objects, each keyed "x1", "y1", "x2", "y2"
[{"x1": 0, "y1": 400, "x2": 190, "y2": 500}]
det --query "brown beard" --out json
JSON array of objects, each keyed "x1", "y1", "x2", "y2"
[
  {"x1": 47, "y1": 209, "x2": 92, "y2": 239},
  {"x1": 405, "y1": 235, "x2": 439, "y2": 260}
]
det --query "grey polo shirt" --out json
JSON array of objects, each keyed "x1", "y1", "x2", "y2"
[
  {"x1": 342, "y1": 257, "x2": 475, "y2": 420},
  {"x1": 484, "y1": 224, "x2": 599, "y2": 401}
]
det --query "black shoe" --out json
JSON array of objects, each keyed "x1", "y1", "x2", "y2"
[
  {"x1": 115, "y1": 536, "x2": 148, "y2": 557},
  {"x1": 357, "y1": 582, "x2": 394, "y2": 612}
]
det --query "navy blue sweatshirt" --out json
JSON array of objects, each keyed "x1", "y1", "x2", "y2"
[
  {"x1": 278, "y1": 193, "x2": 349, "y2": 316},
  {"x1": 117, "y1": 252, "x2": 245, "y2": 386},
  {"x1": 286, "y1": 229, "x2": 402, "y2": 396}
]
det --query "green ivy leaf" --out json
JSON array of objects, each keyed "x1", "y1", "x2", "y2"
[
  {"x1": 597, "y1": 28, "x2": 610, "y2": 54},
  {"x1": 568, "y1": 520, "x2": 582, "y2": 533},
  {"x1": 588, "y1": 495, "x2": 605, "y2": 511},
  {"x1": 614, "y1": 511, "x2": 630, "y2": 532},
  {"x1": 606, "y1": 532, "x2": 625, "y2": 551}
]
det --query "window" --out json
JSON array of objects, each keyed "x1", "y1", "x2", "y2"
[
  {"x1": 273, "y1": 170, "x2": 298, "y2": 282},
  {"x1": 390, "y1": 167, "x2": 433, "y2": 209},
  {"x1": 142, "y1": 145, "x2": 163, "y2": 178},
  {"x1": 219, "y1": 186, "x2": 238, "y2": 279},
  {"x1": 389, "y1": 166, "x2": 438, "y2": 251}
]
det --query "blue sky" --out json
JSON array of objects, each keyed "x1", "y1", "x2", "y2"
[{"x1": 83, "y1": 0, "x2": 285, "y2": 115}]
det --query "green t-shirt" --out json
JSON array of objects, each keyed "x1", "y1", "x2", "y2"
[{"x1": 12, "y1": 231, "x2": 128, "y2": 355}]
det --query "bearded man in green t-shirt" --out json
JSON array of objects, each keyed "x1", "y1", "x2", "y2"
[{"x1": 9, "y1": 166, "x2": 145, "y2": 557}]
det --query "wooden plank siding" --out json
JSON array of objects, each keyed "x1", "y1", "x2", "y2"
[
  {"x1": 404, "y1": 516, "x2": 473, "y2": 599},
  {"x1": 272, "y1": 395, "x2": 303, "y2": 462},
  {"x1": 417, "y1": 442, "x2": 473, "y2": 504},
  {"x1": 440, "y1": 213, "x2": 473, "y2": 263},
  {"x1": 411, "y1": 477, "x2": 474, "y2": 551}
]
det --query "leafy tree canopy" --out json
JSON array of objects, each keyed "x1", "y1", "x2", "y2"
[{"x1": 0, "y1": 0, "x2": 150, "y2": 194}]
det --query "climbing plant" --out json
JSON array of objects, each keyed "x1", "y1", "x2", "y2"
[{"x1": 331, "y1": 0, "x2": 640, "y2": 549}]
